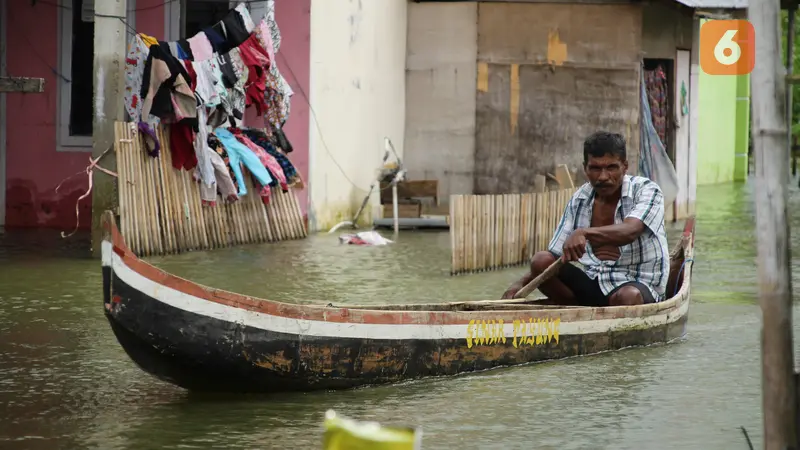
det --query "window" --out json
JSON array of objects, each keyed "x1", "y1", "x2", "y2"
[
  {"x1": 181, "y1": 0, "x2": 232, "y2": 38},
  {"x1": 168, "y1": 0, "x2": 265, "y2": 127},
  {"x1": 57, "y1": 0, "x2": 136, "y2": 150}
]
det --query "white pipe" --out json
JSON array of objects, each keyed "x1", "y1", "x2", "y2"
[{"x1": 392, "y1": 183, "x2": 399, "y2": 236}]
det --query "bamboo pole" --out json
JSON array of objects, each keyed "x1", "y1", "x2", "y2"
[{"x1": 748, "y1": 0, "x2": 797, "y2": 447}]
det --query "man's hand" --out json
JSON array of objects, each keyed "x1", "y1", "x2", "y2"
[
  {"x1": 562, "y1": 229, "x2": 587, "y2": 262},
  {"x1": 501, "y1": 287, "x2": 519, "y2": 300}
]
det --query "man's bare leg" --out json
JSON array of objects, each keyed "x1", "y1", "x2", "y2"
[
  {"x1": 502, "y1": 251, "x2": 576, "y2": 303},
  {"x1": 608, "y1": 285, "x2": 644, "y2": 306}
]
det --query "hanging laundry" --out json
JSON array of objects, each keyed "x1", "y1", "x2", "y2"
[
  {"x1": 187, "y1": 32, "x2": 214, "y2": 62},
  {"x1": 138, "y1": 33, "x2": 159, "y2": 48},
  {"x1": 264, "y1": 0, "x2": 281, "y2": 54},
  {"x1": 140, "y1": 43, "x2": 196, "y2": 124},
  {"x1": 218, "y1": 7, "x2": 252, "y2": 49},
  {"x1": 255, "y1": 17, "x2": 292, "y2": 127},
  {"x1": 235, "y1": 3, "x2": 256, "y2": 33},
  {"x1": 213, "y1": 128, "x2": 273, "y2": 196},
  {"x1": 124, "y1": 35, "x2": 152, "y2": 123},
  {"x1": 208, "y1": 135, "x2": 240, "y2": 193},
  {"x1": 170, "y1": 123, "x2": 198, "y2": 171},
  {"x1": 242, "y1": 129, "x2": 298, "y2": 185},
  {"x1": 232, "y1": 129, "x2": 288, "y2": 191},
  {"x1": 194, "y1": 58, "x2": 226, "y2": 108},
  {"x1": 237, "y1": 33, "x2": 271, "y2": 116},
  {"x1": 220, "y1": 48, "x2": 249, "y2": 122},
  {"x1": 194, "y1": 107, "x2": 217, "y2": 205},
  {"x1": 137, "y1": 121, "x2": 160, "y2": 157},
  {"x1": 208, "y1": 149, "x2": 239, "y2": 203},
  {"x1": 273, "y1": 125, "x2": 293, "y2": 153}
]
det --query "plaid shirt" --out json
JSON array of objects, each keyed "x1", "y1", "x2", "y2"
[{"x1": 547, "y1": 175, "x2": 670, "y2": 301}]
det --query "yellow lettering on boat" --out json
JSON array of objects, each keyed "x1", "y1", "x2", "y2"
[
  {"x1": 466, "y1": 320, "x2": 476, "y2": 349},
  {"x1": 470, "y1": 318, "x2": 559, "y2": 348}
]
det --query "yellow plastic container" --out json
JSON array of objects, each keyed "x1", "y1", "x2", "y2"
[{"x1": 322, "y1": 410, "x2": 422, "y2": 450}]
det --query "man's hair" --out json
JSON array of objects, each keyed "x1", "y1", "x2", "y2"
[{"x1": 583, "y1": 131, "x2": 626, "y2": 164}]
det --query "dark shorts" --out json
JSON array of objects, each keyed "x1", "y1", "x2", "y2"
[{"x1": 552, "y1": 255, "x2": 657, "y2": 307}]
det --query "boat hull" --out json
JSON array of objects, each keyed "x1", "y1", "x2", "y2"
[
  {"x1": 104, "y1": 259, "x2": 689, "y2": 393},
  {"x1": 101, "y1": 211, "x2": 695, "y2": 393}
]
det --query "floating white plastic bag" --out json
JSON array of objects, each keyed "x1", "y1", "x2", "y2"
[{"x1": 339, "y1": 231, "x2": 394, "y2": 246}]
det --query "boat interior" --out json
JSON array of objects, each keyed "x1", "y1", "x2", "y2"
[{"x1": 336, "y1": 237, "x2": 691, "y2": 312}]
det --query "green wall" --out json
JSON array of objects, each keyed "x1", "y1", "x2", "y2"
[
  {"x1": 734, "y1": 74, "x2": 750, "y2": 181},
  {"x1": 696, "y1": 18, "x2": 751, "y2": 185}
]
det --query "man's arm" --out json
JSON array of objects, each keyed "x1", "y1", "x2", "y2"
[
  {"x1": 546, "y1": 196, "x2": 577, "y2": 258},
  {"x1": 581, "y1": 180, "x2": 664, "y2": 247}
]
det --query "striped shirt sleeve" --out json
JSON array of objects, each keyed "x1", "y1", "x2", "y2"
[
  {"x1": 627, "y1": 180, "x2": 665, "y2": 234},
  {"x1": 547, "y1": 196, "x2": 577, "y2": 257}
]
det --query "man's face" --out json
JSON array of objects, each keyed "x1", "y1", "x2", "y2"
[{"x1": 584, "y1": 154, "x2": 628, "y2": 196}]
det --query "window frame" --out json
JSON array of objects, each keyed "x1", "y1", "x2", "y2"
[{"x1": 56, "y1": 0, "x2": 137, "y2": 152}]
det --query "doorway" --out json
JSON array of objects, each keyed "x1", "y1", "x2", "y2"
[{"x1": 643, "y1": 58, "x2": 675, "y2": 163}]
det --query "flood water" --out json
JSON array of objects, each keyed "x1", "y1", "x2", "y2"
[{"x1": 1, "y1": 181, "x2": 799, "y2": 449}]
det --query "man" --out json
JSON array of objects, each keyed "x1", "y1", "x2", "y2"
[{"x1": 501, "y1": 131, "x2": 669, "y2": 306}]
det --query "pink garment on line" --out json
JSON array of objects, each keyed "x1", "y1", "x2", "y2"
[
  {"x1": 235, "y1": 134, "x2": 288, "y2": 191},
  {"x1": 187, "y1": 32, "x2": 214, "y2": 61}
]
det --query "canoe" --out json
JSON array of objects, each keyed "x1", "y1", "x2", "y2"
[{"x1": 101, "y1": 210, "x2": 695, "y2": 393}]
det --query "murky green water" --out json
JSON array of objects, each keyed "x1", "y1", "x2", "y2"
[{"x1": 1, "y1": 181, "x2": 799, "y2": 449}]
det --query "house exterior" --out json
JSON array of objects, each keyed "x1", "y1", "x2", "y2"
[
  {"x1": 402, "y1": 0, "x2": 749, "y2": 223},
  {"x1": 0, "y1": 0, "x2": 310, "y2": 230},
  {"x1": 0, "y1": 0, "x2": 757, "y2": 234}
]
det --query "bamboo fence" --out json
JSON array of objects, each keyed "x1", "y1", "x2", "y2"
[
  {"x1": 114, "y1": 121, "x2": 307, "y2": 257},
  {"x1": 449, "y1": 188, "x2": 574, "y2": 275}
]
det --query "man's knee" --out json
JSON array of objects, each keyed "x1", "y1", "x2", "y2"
[
  {"x1": 531, "y1": 251, "x2": 557, "y2": 274},
  {"x1": 609, "y1": 286, "x2": 644, "y2": 306}
]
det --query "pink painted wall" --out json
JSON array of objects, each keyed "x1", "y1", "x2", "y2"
[
  {"x1": 136, "y1": 0, "x2": 165, "y2": 38},
  {"x1": 246, "y1": 0, "x2": 311, "y2": 216},
  {"x1": 4, "y1": 3, "x2": 91, "y2": 230},
  {"x1": 3, "y1": 1, "x2": 310, "y2": 229}
]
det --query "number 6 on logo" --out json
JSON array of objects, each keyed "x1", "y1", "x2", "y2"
[{"x1": 700, "y1": 20, "x2": 755, "y2": 75}]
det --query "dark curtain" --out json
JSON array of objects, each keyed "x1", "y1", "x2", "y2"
[{"x1": 644, "y1": 65, "x2": 669, "y2": 148}]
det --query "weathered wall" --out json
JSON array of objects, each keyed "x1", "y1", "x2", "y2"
[
  {"x1": 308, "y1": 0, "x2": 408, "y2": 231},
  {"x1": 641, "y1": 0, "x2": 694, "y2": 59},
  {"x1": 404, "y1": 2, "x2": 477, "y2": 200},
  {"x1": 4, "y1": 2, "x2": 91, "y2": 230},
  {"x1": 474, "y1": 3, "x2": 642, "y2": 194}
]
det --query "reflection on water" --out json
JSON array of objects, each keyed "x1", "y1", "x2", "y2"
[{"x1": 0, "y1": 181, "x2": 794, "y2": 449}]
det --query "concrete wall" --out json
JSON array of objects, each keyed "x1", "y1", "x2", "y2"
[
  {"x1": 404, "y1": 2, "x2": 477, "y2": 200},
  {"x1": 474, "y1": 3, "x2": 642, "y2": 194},
  {"x1": 308, "y1": 0, "x2": 408, "y2": 231},
  {"x1": 641, "y1": 1, "x2": 694, "y2": 59},
  {"x1": 2, "y1": 0, "x2": 311, "y2": 229}
]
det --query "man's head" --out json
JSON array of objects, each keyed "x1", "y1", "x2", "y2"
[{"x1": 583, "y1": 131, "x2": 628, "y2": 197}]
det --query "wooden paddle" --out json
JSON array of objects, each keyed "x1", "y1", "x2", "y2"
[{"x1": 511, "y1": 258, "x2": 564, "y2": 299}]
